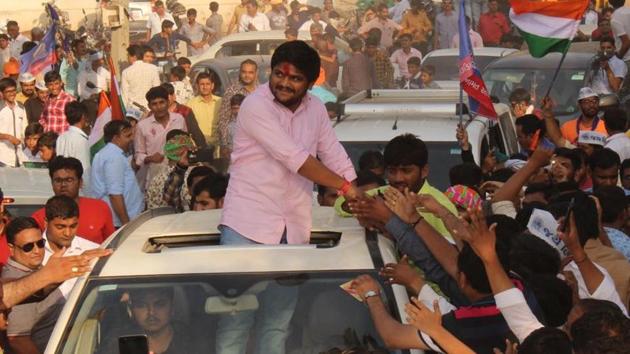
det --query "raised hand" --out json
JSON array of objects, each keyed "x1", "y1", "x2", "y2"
[
  {"x1": 380, "y1": 255, "x2": 423, "y2": 294},
  {"x1": 348, "y1": 195, "x2": 392, "y2": 224},
  {"x1": 405, "y1": 298, "x2": 442, "y2": 335},
  {"x1": 383, "y1": 187, "x2": 418, "y2": 224},
  {"x1": 462, "y1": 208, "x2": 498, "y2": 263}
]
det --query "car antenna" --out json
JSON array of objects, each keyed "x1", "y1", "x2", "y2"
[{"x1": 392, "y1": 116, "x2": 398, "y2": 130}]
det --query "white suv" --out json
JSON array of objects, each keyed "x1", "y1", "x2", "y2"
[{"x1": 45, "y1": 207, "x2": 417, "y2": 354}]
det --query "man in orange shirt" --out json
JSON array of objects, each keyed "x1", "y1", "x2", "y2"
[{"x1": 560, "y1": 87, "x2": 608, "y2": 145}]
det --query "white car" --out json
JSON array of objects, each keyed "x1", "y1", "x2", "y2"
[
  {"x1": 420, "y1": 47, "x2": 517, "y2": 90},
  {"x1": 189, "y1": 30, "x2": 351, "y2": 66},
  {"x1": 335, "y1": 89, "x2": 519, "y2": 191},
  {"x1": 45, "y1": 207, "x2": 418, "y2": 354},
  {"x1": 0, "y1": 167, "x2": 52, "y2": 217}
]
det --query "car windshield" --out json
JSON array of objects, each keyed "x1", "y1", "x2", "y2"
[
  {"x1": 55, "y1": 271, "x2": 405, "y2": 354},
  {"x1": 483, "y1": 68, "x2": 586, "y2": 116},
  {"x1": 341, "y1": 141, "x2": 462, "y2": 191},
  {"x1": 423, "y1": 55, "x2": 501, "y2": 81}
]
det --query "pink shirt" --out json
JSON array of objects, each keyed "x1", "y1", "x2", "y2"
[
  {"x1": 451, "y1": 30, "x2": 485, "y2": 49},
  {"x1": 134, "y1": 112, "x2": 187, "y2": 166},
  {"x1": 221, "y1": 84, "x2": 356, "y2": 244},
  {"x1": 390, "y1": 48, "x2": 423, "y2": 79}
]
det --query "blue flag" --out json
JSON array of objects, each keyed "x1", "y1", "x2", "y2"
[{"x1": 20, "y1": 4, "x2": 58, "y2": 75}]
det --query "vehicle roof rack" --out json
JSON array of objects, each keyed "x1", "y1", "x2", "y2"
[
  {"x1": 339, "y1": 89, "x2": 469, "y2": 116},
  {"x1": 141, "y1": 231, "x2": 343, "y2": 253}
]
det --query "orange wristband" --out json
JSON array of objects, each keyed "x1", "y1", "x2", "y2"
[{"x1": 337, "y1": 180, "x2": 352, "y2": 196}]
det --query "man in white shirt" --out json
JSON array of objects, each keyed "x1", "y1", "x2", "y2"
[
  {"x1": 591, "y1": 37, "x2": 627, "y2": 95},
  {"x1": 179, "y1": 8, "x2": 215, "y2": 56},
  {"x1": 298, "y1": 7, "x2": 329, "y2": 32},
  {"x1": 6, "y1": 21, "x2": 28, "y2": 60},
  {"x1": 121, "y1": 45, "x2": 161, "y2": 112},
  {"x1": 450, "y1": 16, "x2": 484, "y2": 48},
  {"x1": 239, "y1": 0, "x2": 271, "y2": 32},
  {"x1": 146, "y1": 0, "x2": 178, "y2": 41},
  {"x1": 610, "y1": 0, "x2": 630, "y2": 65},
  {"x1": 0, "y1": 77, "x2": 27, "y2": 167},
  {"x1": 41, "y1": 196, "x2": 98, "y2": 298},
  {"x1": 603, "y1": 107, "x2": 630, "y2": 163},
  {"x1": 77, "y1": 52, "x2": 110, "y2": 102},
  {"x1": 57, "y1": 102, "x2": 91, "y2": 183}
]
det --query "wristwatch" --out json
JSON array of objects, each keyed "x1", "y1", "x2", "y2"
[{"x1": 363, "y1": 290, "x2": 379, "y2": 301}]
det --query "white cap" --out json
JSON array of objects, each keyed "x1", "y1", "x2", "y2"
[
  {"x1": 125, "y1": 107, "x2": 142, "y2": 121},
  {"x1": 35, "y1": 80, "x2": 48, "y2": 91},
  {"x1": 505, "y1": 159, "x2": 527, "y2": 171},
  {"x1": 578, "y1": 87, "x2": 599, "y2": 101},
  {"x1": 577, "y1": 130, "x2": 606, "y2": 146},
  {"x1": 89, "y1": 51, "x2": 104, "y2": 62},
  {"x1": 18, "y1": 72, "x2": 35, "y2": 83}
]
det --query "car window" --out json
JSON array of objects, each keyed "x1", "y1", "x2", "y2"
[
  {"x1": 483, "y1": 68, "x2": 585, "y2": 116},
  {"x1": 423, "y1": 55, "x2": 501, "y2": 81},
  {"x1": 341, "y1": 141, "x2": 461, "y2": 191},
  {"x1": 54, "y1": 272, "x2": 404, "y2": 354}
]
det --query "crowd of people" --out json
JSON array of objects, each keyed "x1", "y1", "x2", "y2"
[{"x1": 0, "y1": 0, "x2": 628, "y2": 353}]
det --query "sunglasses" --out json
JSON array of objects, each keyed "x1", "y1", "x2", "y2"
[{"x1": 15, "y1": 239, "x2": 46, "y2": 253}]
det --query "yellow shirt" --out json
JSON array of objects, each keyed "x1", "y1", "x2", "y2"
[
  {"x1": 15, "y1": 92, "x2": 30, "y2": 105},
  {"x1": 186, "y1": 95, "x2": 221, "y2": 145},
  {"x1": 334, "y1": 180, "x2": 458, "y2": 239},
  {"x1": 230, "y1": 5, "x2": 247, "y2": 29}
]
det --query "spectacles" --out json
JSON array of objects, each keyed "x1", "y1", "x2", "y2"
[
  {"x1": 52, "y1": 177, "x2": 77, "y2": 185},
  {"x1": 15, "y1": 239, "x2": 46, "y2": 253}
]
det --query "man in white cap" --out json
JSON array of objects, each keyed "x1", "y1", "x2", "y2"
[
  {"x1": 560, "y1": 87, "x2": 607, "y2": 145},
  {"x1": 77, "y1": 52, "x2": 111, "y2": 127},
  {"x1": 25, "y1": 81, "x2": 48, "y2": 124},
  {"x1": 16, "y1": 72, "x2": 36, "y2": 105},
  {"x1": 577, "y1": 130, "x2": 607, "y2": 156}
]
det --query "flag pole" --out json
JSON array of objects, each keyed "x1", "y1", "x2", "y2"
[
  {"x1": 459, "y1": 79, "x2": 464, "y2": 127},
  {"x1": 543, "y1": 50, "x2": 569, "y2": 100}
]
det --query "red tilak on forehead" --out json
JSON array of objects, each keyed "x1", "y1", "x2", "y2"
[{"x1": 280, "y1": 63, "x2": 292, "y2": 76}]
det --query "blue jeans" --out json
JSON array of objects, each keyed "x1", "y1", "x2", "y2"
[{"x1": 216, "y1": 226, "x2": 297, "y2": 354}]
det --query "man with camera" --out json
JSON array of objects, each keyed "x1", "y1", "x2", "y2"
[{"x1": 592, "y1": 37, "x2": 627, "y2": 95}]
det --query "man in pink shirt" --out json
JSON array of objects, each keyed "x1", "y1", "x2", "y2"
[
  {"x1": 134, "y1": 86, "x2": 187, "y2": 190},
  {"x1": 217, "y1": 40, "x2": 359, "y2": 354}
]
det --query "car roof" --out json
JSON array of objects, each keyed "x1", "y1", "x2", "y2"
[
  {"x1": 424, "y1": 47, "x2": 517, "y2": 58},
  {"x1": 486, "y1": 42, "x2": 598, "y2": 70},
  {"x1": 192, "y1": 55, "x2": 272, "y2": 70},
  {"x1": 96, "y1": 208, "x2": 387, "y2": 277},
  {"x1": 0, "y1": 168, "x2": 52, "y2": 205}
]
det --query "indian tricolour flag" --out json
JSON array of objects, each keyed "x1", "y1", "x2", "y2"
[{"x1": 509, "y1": 0, "x2": 589, "y2": 58}]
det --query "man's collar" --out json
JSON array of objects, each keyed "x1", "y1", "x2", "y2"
[{"x1": 6, "y1": 258, "x2": 39, "y2": 272}]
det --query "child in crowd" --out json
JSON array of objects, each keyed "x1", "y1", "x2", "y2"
[
  {"x1": 401, "y1": 57, "x2": 422, "y2": 89},
  {"x1": 22, "y1": 123, "x2": 43, "y2": 162},
  {"x1": 420, "y1": 64, "x2": 441, "y2": 89},
  {"x1": 169, "y1": 66, "x2": 194, "y2": 104},
  {"x1": 37, "y1": 131, "x2": 58, "y2": 163}
]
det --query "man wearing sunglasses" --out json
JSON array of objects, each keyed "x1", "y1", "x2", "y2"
[{"x1": 2, "y1": 217, "x2": 68, "y2": 354}]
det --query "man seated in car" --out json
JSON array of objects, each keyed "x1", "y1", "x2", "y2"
[{"x1": 100, "y1": 287, "x2": 202, "y2": 354}]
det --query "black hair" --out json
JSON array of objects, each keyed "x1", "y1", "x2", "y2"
[
  {"x1": 104, "y1": 120, "x2": 132, "y2": 143},
  {"x1": 37, "y1": 131, "x2": 58, "y2": 149},
  {"x1": 284, "y1": 28, "x2": 298, "y2": 37},
  {"x1": 161, "y1": 19, "x2": 175, "y2": 30},
  {"x1": 367, "y1": 28, "x2": 382, "y2": 43},
  {"x1": 488, "y1": 214, "x2": 523, "y2": 251},
  {"x1": 355, "y1": 170, "x2": 386, "y2": 188},
  {"x1": 407, "y1": 56, "x2": 421, "y2": 67},
  {"x1": 0, "y1": 34, "x2": 8, "y2": 41},
  {"x1": 487, "y1": 168, "x2": 515, "y2": 183},
  {"x1": 571, "y1": 191, "x2": 599, "y2": 246},
  {"x1": 145, "y1": 86, "x2": 169, "y2": 103},
  {"x1": 177, "y1": 57, "x2": 192, "y2": 66},
  {"x1": 196, "y1": 71, "x2": 216, "y2": 84},
  {"x1": 5, "y1": 216, "x2": 40, "y2": 245},
  {"x1": 186, "y1": 165, "x2": 216, "y2": 189},
  {"x1": 127, "y1": 44, "x2": 141, "y2": 58},
  {"x1": 358, "y1": 150, "x2": 384, "y2": 171},
  {"x1": 571, "y1": 309, "x2": 630, "y2": 351},
  {"x1": 383, "y1": 134, "x2": 428, "y2": 168},
  {"x1": 271, "y1": 40, "x2": 321, "y2": 84},
  {"x1": 21, "y1": 41, "x2": 36, "y2": 55},
  {"x1": 44, "y1": 71, "x2": 62, "y2": 84},
  {"x1": 160, "y1": 82, "x2": 175, "y2": 95},
  {"x1": 193, "y1": 174, "x2": 229, "y2": 201},
  {"x1": 421, "y1": 64, "x2": 436, "y2": 76},
  {"x1": 365, "y1": 36, "x2": 380, "y2": 47},
  {"x1": 230, "y1": 93, "x2": 246, "y2": 106},
  {"x1": 515, "y1": 202, "x2": 548, "y2": 229},
  {"x1": 516, "y1": 114, "x2": 545, "y2": 136},
  {"x1": 554, "y1": 147, "x2": 582, "y2": 171},
  {"x1": 48, "y1": 156, "x2": 83, "y2": 180},
  {"x1": 594, "y1": 186, "x2": 627, "y2": 224},
  {"x1": 609, "y1": 0, "x2": 625, "y2": 9},
  {"x1": 449, "y1": 163, "x2": 482, "y2": 189},
  {"x1": 510, "y1": 232, "x2": 561, "y2": 277},
  {"x1": 589, "y1": 148, "x2": 621, "y2": 171},
  {"x1": 457, "y1": 241, "x2": 510, "y2": 294},
  {"x1": 509, "y1": 87, "x2": 531, "y2": 103},
  {"x1": 210, "y1": 1, "x2": 219, "y2": 12},
  {"x1": 603, "y1": 107, "x2": 628, "y2": 133},
  {"x1": 600, "y1": 36, "x2": 616, "y2": 47},
  {"x1": 45, "y1": 195, "x2": 79, "y2": 221},
  {"x1": 187, "y1": 8, "x2": 197, "y2": 16},
  {"x1": 524, "y1": 182, "x2": 553, "y2": 200},
  {"x1": 129, "y1": 287, "x2": 174, "y2": 304},
  {"x1": 0, "y1": 77, "x2": 17, "y2": 92},
  {"x1": 349, "y1": 37, "x2": 363, "y2": 51},
  {"x1": 70, "y1": 38, "x2": 85, "y2": 49},
  {"x1": 528, "y1": 275, "x2": 573, "y2": 327},
  {"x1": 622, "y1": 159, "x2": 630, "y2": 177},
  {"x1": 519, "y1": 327, "x2": 572, "y2": 354},
  {"x1": 6, "y1": 21, "x2": 17, "y2": 28},
  {"x1": 398, "y1": 33, "x2": 412, "y2": 41},
  {"x1": 64, "y1": 101, "x2": 87, "y2": 126},
  {"x1": 141, "y1": 46, "x2": 155, "y2": 57},
  {"x1": 24, "y1": 122, "x2": 43, "y2": 137},
  {"x1": 165, "y1": 129, "x2": 188, "y2": 141},
  {"x1": 170, "y1": 66, "x2": 186, "y2": 81}
]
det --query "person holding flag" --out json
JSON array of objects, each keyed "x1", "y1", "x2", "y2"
[
  {"x1": 77, "y1": 52, "x2": 111, "y2": 127},
  {"x1": 458, "y1": 0, "x2": 497, "y2": 120}
]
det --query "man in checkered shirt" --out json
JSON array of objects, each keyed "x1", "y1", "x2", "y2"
[{"x1": 39, "y1": 71, "x2": 75, "y2": 134}]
